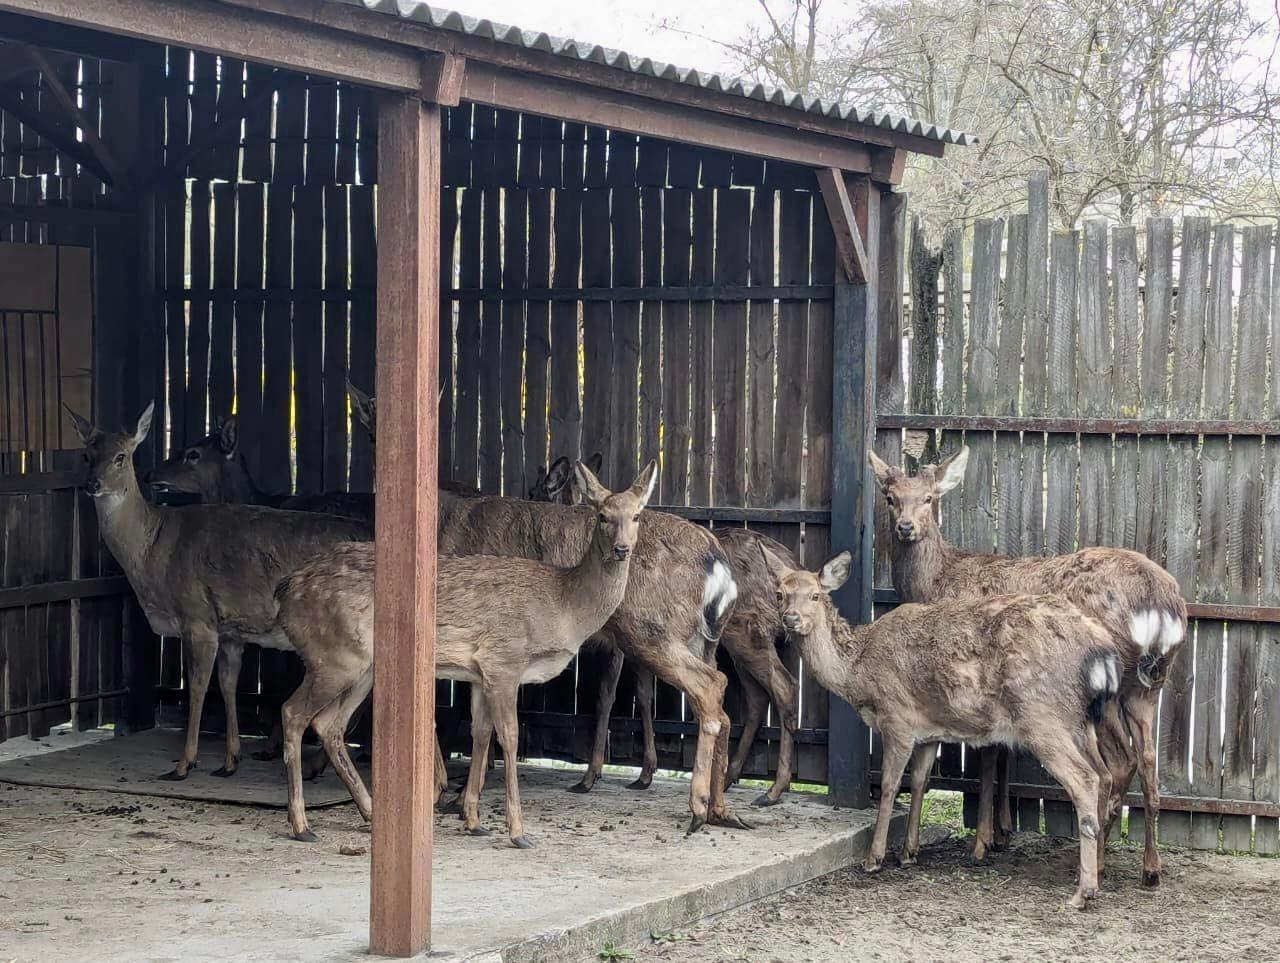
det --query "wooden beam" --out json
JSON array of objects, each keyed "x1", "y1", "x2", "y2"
[
  {"x1": 815, "y1": 168, "x2": 870, "y2": 284},
  {"x1": 370, "y1": 91, "x2": 440, "y2": 958},
  {"x1": 827, "y1": 182, "x2": 882, "y2": 810},
  {"x1": 0, "y1": 12, "x2": 146, "y2": 62},
  {"x1": 17, "y1": 44, "x2": 127, "y2": 187},
  {"x1": 0, "y1": 0, "x2": 421, "y2": 90},
  {"x1": 462, "y1": 61, "x2": 874, "y2": 173},
  {"x1": 870, "y1": 147, "x2": 907, "y2": 185},
  {"x1": 0, "y1": 83, "x2": 115, "y2": 185},
  {"x1": 419, "y1": 51, "x2": 465, "y2": 107}
]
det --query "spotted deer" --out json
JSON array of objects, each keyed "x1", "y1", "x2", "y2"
[
  {"x1": 67, "y1": 403, "x2": 370, "y2": 781},
  {"x1": 438, "y1": 470, "x2": 742, "y2": 832},
  {"x1": 870, "y1": 446, "x2": 1187, "y2": 886},
  {"x1": 276, "y1": 460, "x2": 655, "y2": 847},
  {"x1": 762, "y1": 546, "x2": 1122, "y2": 910}
]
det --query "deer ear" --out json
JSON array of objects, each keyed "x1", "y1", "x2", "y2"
[
  {"x1": 64, "y1": 405, "x2": 99, "y2": 445},
  {"x1": 628, "y1": 459, "x2": 658, "y2": 507},
  {"x1": 935, "y1": 446, "x2": 969, "y2": 494},
  {"x1": 819, "y1": 552, "x2": 852, "y2": 592},
  {"x1": 132, "y1": 401, "x2": 155, "y2": 447},
  {"x1": 347, "y1": 379, "x2": 376, "y2": 434},
  {"x1": 543, "y1": 457, "x2": 572, "y2": 496},
  {"x1": 868, "y1": 450, "x2": 898, "y2": 493},
  {"x1": 759, "y1": 543, "x2": 792, "y2": 583},
  {"x1": 586, "y1": 451, "x2": 603, "y2": 475},
  {"x1": 573, "y1": 459, "x2": 611, "y2": 507},
  {"x1": 218, "y1": 415, "x2": 239, "y2": 456}
]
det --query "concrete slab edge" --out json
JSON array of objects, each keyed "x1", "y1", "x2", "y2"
[{"x1": 488, "y1": 810, "x2": 906, "y2": 963}]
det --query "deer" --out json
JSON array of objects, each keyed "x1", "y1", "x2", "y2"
[
  {"x1": 276, "y1": 460, "x2": 655, "y2": 847},
  {"x1": 66, "y1": 403, "x2": 371, "y2": 781},
  {"x1": 527, "y1": 458, "x2": 799, "y2": 805},
  {"x1": 526, "y1": 452, "x2": 602, "y2": 504},
  {"x1": 761, "y1": 545, "x2": 1123, "y2": 910},
  {"x1": 438, "y1": 469, "x2": 742, "y2": 833},
  {"x1": 869, "y1": 446, "x2": 1187, "y2": 886}
]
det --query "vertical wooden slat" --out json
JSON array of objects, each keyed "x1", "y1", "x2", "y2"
[
  {"x1": 611, "y1": 187, "x2": 642, "y2": 483},
  {"x1": 163, "y1": 181, "x2": 187, "y2": 455},
  {"x1": 523, "y1": 190, "x2": 551, "y2": 489},
  {"x1": 1258, "y1": 228, "x2": 1280, "y2": 854},
  {"x1": 992, "y1": 214, "x2": 1026, "y2": 560},
  {"x1": 688, "y1": 189, "x2": 714, "y2": 505},
  {"x1": 1108, "y1": 225, "x2": 1139, "y2": 550},
  {"x1": 336, "y1": 83, "x2": 361, "y2": 185},
  {"x1": 273, "y1": 79, "x2": 306, "y2": 185},
  {"x1": 323, "y1": 185, "x2": 351, "y2": 491},
  {"x1": 209, "y1": 184, "x2": 236, "y2": 422},
  {"x1": 548, "y1": 189, "x2": 581, "y2": 467},
  {"x1": 747, "y1": 188, "x2": 776, "y2": 511},
  {"x1": 639, "y1": 187, "x2": 663, "y2": 469},
  {"x1": 212, "y1": 57, "x2": 244, "y2": 181},
  {"x1": 307, "y1": 78, "x2": 338, "y2": 185},
  {"x1": 370, "y1": 93, "x2": 439, "y2": 958},
  {"x1": 185, "y1": 180, "x2": 211, "y2": 442},
  {"x1": 1135, "y1": 218, "x2": 1173, "y2": 559},
  {"x1": 963, "y1": 218, "x2": 1000, "y2": 553},
  {"x1": 348, "y1": 185, "x2": 377, "y2": 491},
  {"x1": 438, "y1": 186, "x2": 458, "y2": 478},
  {"x1": 1077, "y1": 220, "x2": 1110, "y2": 549},
  {"x1": 712, "y1": 188, "x2": 748, "y2": 506},
  {"x1": 240, "y1": 62, "x2": 272, "y2": 183},
  {"x1": 660, "y1": 188, "x2": 692, "y2": 504},
  {"x1": 478, "y1": 186, "x2": 501, "y2": 492},
  {"x1": 500, "y1": 188, "x2": 527, "y2": 495},
  {"x1": 1157, "y1": 216, "x2": 1209, "y2": 847},
  {"x1": 452, "y1": 188, "x2": 482, "y2": 486},
  {"x1": 259, "y1": 185, "x2": 293, "y2": 494},
  {"x1": 233, "y1": 183, "x2": 265, "y2": 491},
  {"x1": 293, "y1": 186, "x2": 324, "y2": 495},
  {"x1": 938, "y1": 226, "x2": 965, "y2": 549},
  {"x1": 580, "y1": 188, "x2": 613, "y2": 474}
]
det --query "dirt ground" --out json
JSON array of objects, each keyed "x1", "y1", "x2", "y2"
[{"x1": 628, "y1": 830, "x2": 1280, "y2": 963}]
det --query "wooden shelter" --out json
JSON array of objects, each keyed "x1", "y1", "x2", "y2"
[{"x1": 0, "y1": 0, "x2": 968, "y2": 954}]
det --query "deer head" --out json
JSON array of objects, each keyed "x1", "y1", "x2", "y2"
[
  {"x1": 761, "y1": 545, "x2": 850, "y2": 636},
  {"x1": 530, "y1": 452, "x2": 603, "y2": 503},
  {"x1": 145, "y1": 416, "x2": 239, "y2": 499},
  {"x1": 576, "y1": 458, "x2": 656, "y2": 562},
  {"x1": 868, "y1": 447, "x2": 968, "y2": 543},
  {"x1": 347, "y1": 379, "x2": 376, "y2": 448},
  {"x1": 66, "y1": 402, "x2": 154, "y2": 502}
]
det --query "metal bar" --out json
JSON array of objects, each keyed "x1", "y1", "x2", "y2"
[
  {"x1": 878, "y1": 413, "x2": 1280, "y2": 437},
  {"x1": 649, "y1": 504, "x2": 830, "y2": 524},
  {"x1": 873, "y1": 773, "x2": 1280, "y2": 818},
  {"x1": 165, "y1": 284, "x2": 835, "y2": 304},
  {"x1": 505, "y1": 710, "x2": 831, "y2": 744},
  {"x1": 0, "y1": 576, "x2": 133, "y2": 610},
  {"x1": 873, "y1": 588, "x2": 1280, "y2": 624},
  {"x1": 0, "y1": 687, "x2": 129, "y2": 719}
]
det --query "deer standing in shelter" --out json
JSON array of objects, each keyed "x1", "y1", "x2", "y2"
[
  {"x1": 276, "y1": 460, "x2": 655, "y2": 847},
  {"x1": 870, "y1": 446, "x2": 1187, "y2": 885},
  {"x1": 762, "y1": 545, "x2": 1123, "y2": 910},
  {"x1": 67, "y1": 403, "x2": 370, "y2": 781}
]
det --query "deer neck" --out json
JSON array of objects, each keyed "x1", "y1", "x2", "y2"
[
  {"x1": 95, "y1": 472, "x2": 162, "y2": 574},
  {"x1": 221, "y1": 455, "x2": 264, "y2": 505},
  {"x1": 793, "y1": 604, "x2": 872, "y2": 708},
  {"x1": 562, "y1": 530, "x2": 630, "y2": 635},
  {"x1": 889, "y1": 523, "x2": 950, "y2": 602}
]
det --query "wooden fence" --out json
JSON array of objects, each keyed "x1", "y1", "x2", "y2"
[{"x1": 877, "y1": 172, "x2": 1280, "y2": 853}]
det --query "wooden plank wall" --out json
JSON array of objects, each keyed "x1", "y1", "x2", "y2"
[{"x1": 888, "y1": 174, "x2": 1280, "y2": 851}]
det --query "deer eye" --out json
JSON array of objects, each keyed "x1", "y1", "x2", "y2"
[
  {"x1": 598, "y1": 513, "x2": 607, "y2": 524},
  {"x1": 113, "y1": 452, "x2": 126, "y2": 466},
  {"x1": 885, "y1": 495, "x2": 895, "y2": 507},
  {"x1": 924, "y1": 494, "x2": 932, "y2": 504},
  {"x1": 632, "y1": 514, "x2": 640, "y2": 523},
  {"x1": 185, "y1": 449, "x2": 201, "y2": 462},
  {"x1": 811, "y1": 592, "x2": 821, "y2": 602},
  {"x1": 776, "y1": 592, "x2": 784, "y2": 605}
]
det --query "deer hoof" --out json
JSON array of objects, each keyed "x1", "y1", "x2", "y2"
[
  {"x1": 709, "y1": 810, "x2": 753, "y2": 831},
  {"x1": 899, "y1": 852, "x2": 918, "y2": 867},
  {"x1": 157, "y1": 768, "x2": 189, "y2": 782},
  {"x1": 511, "y1": 835, "x2": 534, "y2": 850},
  {"x1": 751, "y1": 793, "x2": 782, "y2": 808},
  {"x1": 1142, "y1": 870, "x2": 1160, "y2": 888},
  {"x1": 210, "y1": 765, "x2": 237, "y2": 778},
  {"x1": 250, "y1": 749, "x2": 279, "y2": 762},
  {"x1": 686, "y1": 814, "x2": 706, "y2": 836},
  {"x1": 626, "y1": 777, "x2": 652, "y2": 791},
  {"x1": 863, "y1": 855, "x2": 883, "y2": 874},
  {"x1": 467, "y1": 826, "x2": 492, "y2": 837},
  {"x1": 292, "y1": 829, "x2": 318, "y2": 843},
  {"x1": 439, "y1": 796, "x2": 463, "y2": 815},
  {"x1": 567, "y1": 780, "x2": 593, "y2": 794}
]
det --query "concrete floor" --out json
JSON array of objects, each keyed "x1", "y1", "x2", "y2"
[{"x1": 0, "y1": 729, "x2": 886, "y2": 962}]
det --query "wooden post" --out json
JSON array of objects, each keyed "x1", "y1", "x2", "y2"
[
  {"x1": 827, "y1": 175, "x2": 885, "y2": 808},
  {"x1": 370, "y1": 91, "x2": 440, "y2": 958}
]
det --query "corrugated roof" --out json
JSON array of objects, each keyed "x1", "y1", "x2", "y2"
[{"x1": 329, "y1": 0, "x2": 976, "y2": 147}]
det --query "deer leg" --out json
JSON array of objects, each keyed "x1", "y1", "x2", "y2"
[
  {"x1": 569, "y1": 646, "x2": 624, "y2": 794},
  {"x1": 867, "y1": 733, "x2": 912, "y2": 873},
  {"x1": 434, "y1": 739, "x2": 448, "y2": 805},
  {"x1": 1096, "y1": 700, "x2": 1133, "y2": 848},
  {"x1": 487, "y1": 682, "x2": 532, "y2": 849},
  {"x1": 211, "y1": 640, "x2": 244, "y2": 777},
  {"x1": 628, "y1": 665, "x2": 657, "y2": 790},
  {"x1": 313, "y1": 671, "x2": 375, "y2": 824},
  {"x1": 755, "y1": 652, "x2": 799, "y2": 807},
  {"x1": 282, "y1": 671, "x2": 350, "y2": 841},
  {"x1": 1126, "y1": 691, "x2": 1162, "y2": 887},
  {"x1": 159, "y1": 631, "x2": 218, "y2": 780},
  {"x1": 460, "y1": 687, "x2": 494, "y2": 836},
  {"x1": 725, "y1": 659, "x2": 767, "y2": 788},
  {"x1": 1024, "y1": 729, "x2": 1103, "y2": 910},
  {"x1": 994, "y1": 746, "x2": 1013, "y2": 848},
  {"x1": 972, "y1": 746, "x2": 998, "y2": 862},
  {"x1": 901, "y1": 742, "x2": 938, "y2": 866},
  {"x1": 253, "y1": 721, "x2": 284, "y2": 762},
  {"x1": 1079, "y1": 721, "x2": 1114, "y2": 881}
]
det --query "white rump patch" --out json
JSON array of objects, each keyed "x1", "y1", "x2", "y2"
[
  {"x1": 1105, "y1": 656, "x2": 1120, "y2": 693},
  {"x1": 704, "y1": 560, "x2": 738, "y2": 619},
  {"x1": 1159, "y1": 611, "x2": 1185, "y2": 654},
  {"x1": 1128, "y1": 610, "x2": 1162, "y2": 653},
  {"x1": 1089, "y1": 661, "x2": 1108, "y2": 692}
]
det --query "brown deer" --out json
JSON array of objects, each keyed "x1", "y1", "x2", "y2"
[
  {"x1": 527, "y1": 452, "x2": 602, "y2": 504},
  {"x1": 276, "y1": 460, "x2": 655, "y2": 847},
  {"x1": 870, "y1": 446, "x2": 1187, "y2": 886},
  {"x1": 67, "y1": 403, "x2": 370, "y2": 780},
  {"x1": 761, "y1": 546, "x2": 1122, "y2": 910},
  {"x1": 438, "y1": 474, "x2": 742, "y2": 832}
]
